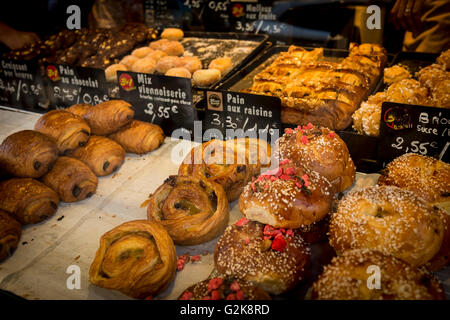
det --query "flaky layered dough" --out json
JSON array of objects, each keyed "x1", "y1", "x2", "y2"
[
  {"x1": 329, "y1": 185, "x2": 444, "y2": 267},
  {"x1": 0, "y1": 130, "x2": 59, "y2": 178},
  {"x1": 147, "y1": 175, "x2": 229, "y2": 245},
  {"x1": 0, "y1": 178, "x2": 59, "y2": 224},
  {"x1": 89, "y1": 220, "x2": 177, "y2": 299},
  {"x1": 65, "y1": 103, "x2": 92, "y2": 118},
  {"x1": 0, "y1": 209, "x2": 21, "y2": 262},
  {"x1": 69, "y1": 136, "x2": 125, "y2": 176},
  {"x1": 83, "y1": 100, "x2": 134, "y2": 135},
  {"x1": 34, "y1": 110, "x2": 91, "y2": 154},
  {"x1": 108, "y1": 120, "x2": 164, "y2": 154},
  {"x1": 312, "y1": 249, "x2": 445, "y2": 300},
  {"x1": 276, "y1": 124, "x2": 355, "y2": 193},
  {"x1": 41, "y1": 156, "x2": 98, "y2": 203}
]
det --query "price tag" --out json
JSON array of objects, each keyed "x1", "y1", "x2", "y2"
[
  {"x1": 117, "y1": 71, "x2": 195, "y2": 136},
  {"x1": 378, "y1": 102, "x2": 450, "y2": 166}
]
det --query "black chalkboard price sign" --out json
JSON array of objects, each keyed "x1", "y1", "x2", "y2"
[{"x1": 378, "y1": 102, "x2": 450, "y2": 167}]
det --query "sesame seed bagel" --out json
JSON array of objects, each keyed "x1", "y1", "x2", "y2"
[
  {"x1": 312, "y1": 249, "x2": 445, "y2": 300},
  {"x1": 329, "y1": 185, "x2": 444, "y2": 267}
]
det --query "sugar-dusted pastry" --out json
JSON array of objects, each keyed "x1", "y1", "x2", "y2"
[
  {"x1": 119, "y1": 55, "x2": 139, "y2": 70},
  {"x1": 89, "y1": 220, "x2": 177, "y2": 299},
  {"x1": 179, "y1": 56, "x2": 202, "y2": 74},
  {"x1": 66, "y1": 103, "x2": 92, "y2": 118},
  {"x1": 0, "y1": 178, "x2": 59, "y2": 224},
  {"x1": 155, "y1": 56, "x2": 182, "y2": 74},
  {"x1": 150, "y1": 39, "x2": 184, "y2": 56},
  {"x1": 83, "y1": 100, "x2": 134, "y2": 135},
  {"x1": 131, "y1": 57, "x2": 156, "y2": 74},
  {"x1": 131, "y1": 46, "x2": 153, "y2": 58},
  {"x1": 209, "y1": 57, "x2": 232, "y2": 76},
  {"x1": 146, "y1": 50, "x2": 167, "y2": 62},
  {"x1": 104, "y1": 63, "x2": 128, "y2": 82},
  {"x1": 165, "y1": 67, "x2": 191, "y2": 78},
  {"x1": 0, "y1": 209, "x2": 21, "y2": 262},
  {"x1": 161, "y1": 28, "x2": 184, "y2": 41},
  {"x1": 192, "y1": 69, "x2": 221, "y2": 87}
]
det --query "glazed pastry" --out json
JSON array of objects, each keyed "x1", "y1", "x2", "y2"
[
  {"x1": 41, "y1": 156, "x2": 98, "y2": 203},
  {"x1": 329, "y1": 185, "x2": 444, "y2": 267},
  {"x1": 119, "y1": 55, "x2": 139, "y2": 69},
  {"x1": 0, "y1": 130, "x2": 59, "y2": 178},
  {"x1": 178, "y1": 277, "x2": 271, "y2": 300},
  {"x1": 89, "y1": 220, "x2": 177, "y2": 299},
  {"x1": 161, "y1": 28, "x2": 184, "y2": 41},
  {"x1": 155, "y1": 56, "x2": 182, "y2": 74},
  {"x1": 312, "y1": 249, "x2": 445, "y2": 300},
  {"x1": 214, "y1": 219, "x2": 310, "y2": 295},
  {"x1": 66, "y1": 103, "x2": 92, "y2": 118},
  {"x1": 239, "y1": 159, "x2": 334, "y2": 228},
  {"x1": 147, "y1": 175, "x2": 229, "y2": 245},
  {"x1": 0, "y1": 209, "x2": 21, "y2": 262},
  {"x1": 104, "y1": 63, "x2": 128, "y2": 82},
  {"x1": 108, "y1": 120, "x2": 164, "y2": 154},
  {"x1": 165, "y1": 67, "x2": 191, "y2": 78},
  {"x1": 179, "y1": 56, "x2": 202, "y2": 74},
  {"x1": 83, "y1": 100, "x2": 134, "y2": 135},
  {"x1": 131, "y1": 47, "x2": 153, "y2": 58},
  {"x1": 0, "y1": 178, "x2": 59, "y2": 224},
  {"x1": 209, "y1": 57, "x2": 232, "y2": 75},
  {"x1": 68, "y1": 136, "x2": 125, "y2": 177},
  {"x1": 276, "y1": 123, "x2": 356, "y2": 193},
  {"x1": 131, "y1": 57, "x2": 156, "y2": 74},
  {"x1": 383, "y1": 65, "x2": 411, "y2": 84},
  {"x1": 34, "y1": 110, "x2": 91, "y2": 154},
  {"x1": 192, "y1": 69, "x2": 221, "y2": 87}
]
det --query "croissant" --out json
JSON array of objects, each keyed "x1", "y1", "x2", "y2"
[
  {"x1": 0, "y1": 178, "x2": 59, "y2": 224},
  {"x1": 65, "y1": 103, "x2": 92, "y2": 118},
  {"x1": 147, "y1": 175, "x2": 229, "y2": 245},
  {"x1": 0, "y1": 209, "x2": 21, "y2": 262},
  {"x1": 69, "y1": 136, "x2": 125, "y2": 176},
  {"x1": 108, "y1": 120, "x2": 165, "y2": 154},
  {"x1": 83, "y1": 100, "x2": 134, "y2": 135},
  {"x1": 34, "y1": 110, "x2": 91, "y2": 154},
  {"x1": 41, "y1": 156, "x2": 98, "y2": 203},
  {"x1": 0, "y1": 130, "x2": 59, "y2": 178},
  {"x1": 89, "y1": 220, "x2": 177, "y2": 299}
]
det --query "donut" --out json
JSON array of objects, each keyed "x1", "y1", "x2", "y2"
[
  {"x1": 131, "y1": 57, "x2": 156, "y2": 74},
  {"x1": 119, "y1": 55, "x2": 139, "y2": 69},
  {"x1": 192, "y1": 69, "x2": 221, "y2": 87},
  {"x1": 161, "y1": 28, "x2": 184, "y2": 41},
  {"x1": 276, "y1": 123, "x2": 356, "y2": 193},
  {"x1": 239, "y1": 159, "x2": 334, "y2": 229},
  {"x1": 179, "y1": 56, "x2": 202, "y2": 73},
  {"x1": 146, "y1": 50, "x2": 167, "y2": 62},
  {"x1": 150, "y1": 39, "x2": 184, "y2": 56},
  {"x1": 131, "y1": 46, "x2": 154, "y2": 58},
  {"x1": 214, "y1": 219, "x2": 310, "y2": 295},
  {"x1": 104, "y1": 63, "x2": 128, "y2": 83},
  {"x1": 209, "y1": 57, "x2": 233, "y2": 76},
  {"x1": 329, "y1": 185, "x2": 444, "y2": 267},
  {"x1": 149, "y1": 39, "x2": 169, "y2": 51},
  {"x1": 312, "y1": 249, "x2": 445, "y2": 300},
  {"x1": 165, "y1": 67, "x2": 191, "y2": 78},
  {"x1": 155, "y1": 56, "x2": 182, "y2": 74}
]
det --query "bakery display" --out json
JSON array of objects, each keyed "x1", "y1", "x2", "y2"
[
  {"x1": 83, "y1": 100, "x2": 134, "y2": 136},
  {"x1": 89, "y1": 220, "x2": 177, "y2": 299},
  {"x1": 147, "y1": 175, "x2": 229, "y2": 245},
  {"x1": 0, "y1": 209, "x2": 21, "y2": 262},
  {"x1": 0, "y1": 178, "x2": 59, "y2": 224}
]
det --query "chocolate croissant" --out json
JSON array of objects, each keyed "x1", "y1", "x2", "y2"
[
  {"x1": 83, "y1": 100, "x2": 134, "y2": 135},
  {"x1": 0, "y1": 209, "x2": 22, "y2": 262},
  {"x1": 0, "y1": 130, "x2": 59, "y2": 178},
  {"x1": 69, "y1": 136, "x2": 125, "y2": 176},
  {"x1": 41, "y1": 156, "x2": 98, "y2": 203},
  {"x1": 34, "y1": 110, "x2": 91, "y2": 154},
  {"x1": 89, "y1": 220, "x2": 177, "y2": 299},
  {"x1": 147, "y1": 175, "x2": 229, "y2": 245},
  {"x1": 66, "y1": 103, "x2": 92, "y2": 118},
  {"x1": 108, "y1": 120, "x2": 165, "y2": 154},
  {"x1": 0, "y1": 178, "x2": 59, "y2": 224}
]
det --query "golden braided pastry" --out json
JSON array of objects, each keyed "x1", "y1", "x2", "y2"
[
  {"x1": 89, "y1": 220, "x2": 177, "y2": 299},
  {"x1": 34, "y1": 110, "x2": 91, "y2": 154},
  {"x1": 0, "y1": 130, "x2": 59, "y2": 178},
  {"x1": 147, "y1": 175, "x2": 229, "y2": 245},
  {"x1": 329, "y1": 185, "x2": 444, "y2": 267},
  {"x1": 65, "y1": 103, "x2": 92, "y2": 118},
  {"x1": 108, "y1": 120, "x2": 165, "y2": 154},
  {"x1": 0, "y1": 178, "x2": 59, "y2": 224},
  {"x1": 0, "y1": 209, "x2": 21, "y2": 262},
  {"x1": 41, "y1": 157, "x2": 98, "y2": 203},
  {"x1": 312, "y1": 249, "x2": 445, "y2": 300},
  {"x1": 83, "y1": 100, "x2": 134, "y2": 135},
  {"x1": 69, "y1": 136, "x2": 125, "y2": 176}
]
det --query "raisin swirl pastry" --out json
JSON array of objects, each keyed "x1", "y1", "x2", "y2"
[
  {"x1": 0, "y1": 178, "x2": 59, "y2": 224},
  {"x1": 0, "y1": 130, "x2": 59, "y2": 178},
  {"x1": 0, "y1": 209, "x2": 22, "y2": 262},
  {"x1": 69, "y1": 136, "x2": 125, "y2": 176},
  {"x1": 214, "y1": 219, "x2": 310, "y2": 295},
  {"x1": 34, "y1": 110, "x2": 91, "y2": 154},
  {"x1": 108, "y1": 120, "x2": 165, "y2": 155},
  {"x1": 83, "y1": 100, "x2": 134, "y2": 135},
  {"x1": 89, "y1": 220, "x2": 177, "y2": 299},
  {"x1": 147, "y1": 175, "x2": 229, "y2": 245},
  {"x1": 41, "y1": 157, "x2": 98, "y2": 203}
]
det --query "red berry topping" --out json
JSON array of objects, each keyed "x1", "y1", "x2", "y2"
[
  {"x1": 202, "y1": 296, "x2": 211, "y2": 300},
  {"x1": 284, "y1": 128, "x2": 293, "y2": 134},
  {"x1": 208, "y1": 278, "x2": 223, "y2": 291},
  {"x1": 280, "y1": 159, "x2": 290, "y2": 165},
  {"x1": 145, "y1": 295, "x2": 153, "y2": 300},
  {"x1": 328, "y1": 132, "x2": 336, "y2": 138},
  {"x1": 226, "y1": 294, "x2": 236, "y2": 300},
  {"x1": 301, "y1": 135, "x2": 309, "y2": 144},
  {"x1": 211, "y1": 290, "x2": 221, "y2": 300},
  {"x1": 236, "y1": 290, "x2": 244, "y2": 300},
  {"x1": 191, "y1": 255, "x2": 201, "y2": 262},
  {"x1": 236, "y1": 217, "x2": 249, "y2": 227},
  {"x1": 179, "y1": 291, "x2": 193, "y2": 300},
  {"x1": 230, "y1": 281, "x2": 241, "y2": 292},
  {"x1": 271, "y1": 235, "x2": 287, "y2": 252}
]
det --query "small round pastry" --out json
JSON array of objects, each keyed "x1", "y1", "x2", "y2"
[
  {"x1": 119, "y1": 55, "x2": 139, "y2": 69},
  {"x1": 214, "y1": 219, "x2": 310, "y2": 295},
  {"x1": 89, "y1": 220, "x2": 177, "y2": 299},
  {"x1": 165, "y1": 67, "x2": 191, "y2": 78},
  {"x1": 179, "y1": 56, "x2": 202, "y2": 73},
  {"x1": 104, "y1": 63, "x2": 128, "y2": 82},
  {"x1": 131, "y1": 46, "x2": 153, "y2": 58},
  {"x1": 178, "y1": 277, "x2": 271, "y2": 300},
  {"x1": 66, "y1": 103, "x2": 92, "y2": 118},
  {"x1": 276, "y1": 123, "x2": 356, "y2": 193},
  {"x1": 146, "y1": 49, "x2": 167, "y2": 62},
  {"x1": 0, "y1": 209, "x2": 21, "y2": 262},
  {"x1": 147, "y1": 175, "x2": 229, "y2": 245},
  {"x1": 312, "y1": 249, "x2": 445, "y2": 300},
  {"x1": 149, "y1": 39, "x2": 169, "y2": 51},
  {"x1": 209, "y1": 57, "x2": 233, "y2": 76},
  {"x1": 131, "y1": 57, "x2": 156, "y2": 74},
  {"x1": 192, "y1": 69, "x2": 221, "y2": 87},
  {"x1": 329, "y1": 185, "x2": 445, "y2": 267},
  {"x1": 161, "y1": 40, "x2": 184, "y2": 56},
  {"x1": 155, "y1": 56, "x2": 182, "y2": 74},
  {"x1": 239, "y1": 159, "x2": 334, "y2": 229},
  {"x1": 161, "y1": 28, "x2": 184, "y2": 41}
]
